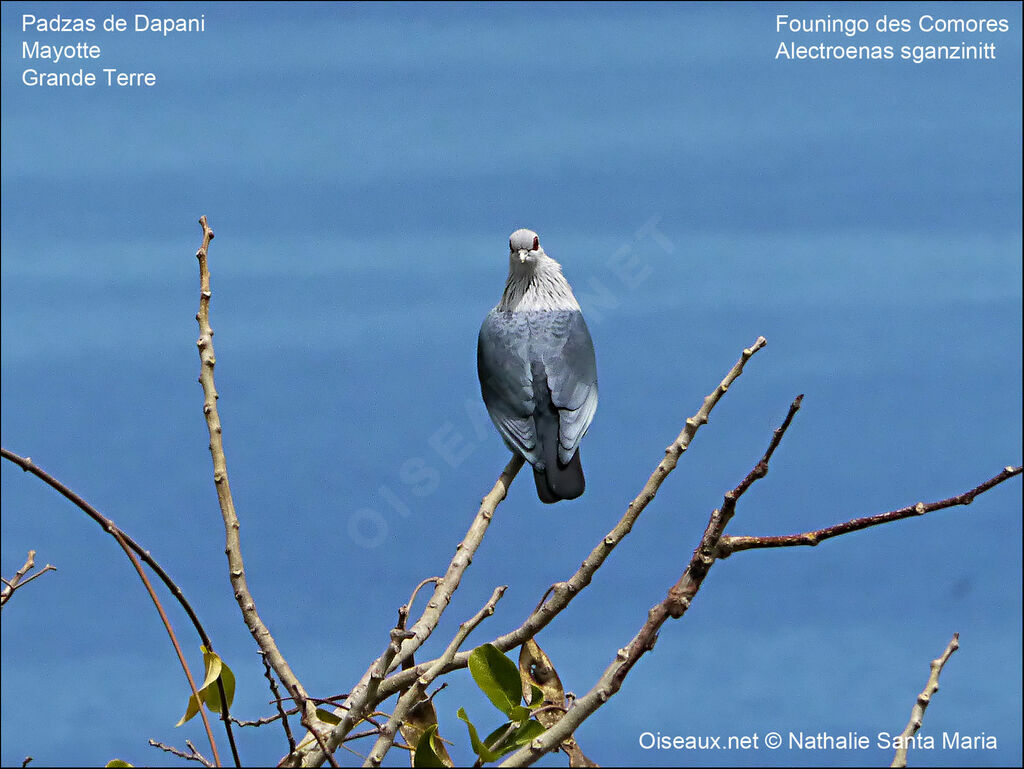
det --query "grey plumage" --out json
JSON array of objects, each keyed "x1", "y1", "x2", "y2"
[{"x1": 477, "y1": 229, "x2": 598, "y2": 503}]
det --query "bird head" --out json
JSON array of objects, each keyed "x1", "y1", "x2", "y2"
[{"x1": 509, "y1": 228, "x2": 542, "y2": 265}]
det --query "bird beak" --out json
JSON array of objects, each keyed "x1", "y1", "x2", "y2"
[{"x1": 518, "y1": 249, "x2": 529, "y2": 263}]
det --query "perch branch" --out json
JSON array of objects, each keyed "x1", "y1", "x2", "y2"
[
  {"x1": 289, "y1": 456, "x2": 523, "y2": 765},
  {"x1": 288, "y1": 338, "x2": 766, "y2": 766},
  {"x1": 717, "y1": 466, "x2": 1022, "y2": 557},
  {"x1": 374, "y1": 338, "x2": 770, "y2": 703},
  {"x1": 891, "y1": 634, "x2": 960, "y2": 768},
  {"x1": 393, "y1": 456, "x2": 525, "y2": 671}
]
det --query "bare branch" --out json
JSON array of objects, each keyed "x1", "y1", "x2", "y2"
[
  {"x1": 717, "y1": 465, "x2": 1022, "y2": 557},
  {"x1": 149, "y1": 739, "x2": 215, "y2": 768},
  {"x1": 192, "y1": 216, "x2": 331, "y2": 760},
  {"x1": 1, "y1": 550, "x2": 36, "y2": 595},
  {"x1": 283, "y1": 338, "x2": 768, "y2": 767},
  {"x1": 401, "y1": 577, "x2": 442, "y2": 629},
  {"x1": 502, "y1": 389, "x2": 1019, "y2": 766},
  {"x1": 289, "y1": 456, "x2": 524, "y2": 766},
  {"x1": 232, "y1": 711, "x2": 296, "y2": 728},
  {"x1": 394, "y1": 456, "x2": 525, "y2": 671},
  {"x1": 3, "y1": 563, "x2": 57, "y2": 593},
  {"x1": 364, "y1": 585, "x2": 508, "y2": 767},
  {"x1": 501, "y1": 393, "x2": 802, "y2": 766},
  {"x1": 375, "y1": 338, "x2": 770, "y2": 703},
  {"x1": 891, "y1": 634, "x2": 960, "y2": 768},
  {"x1": 259, "y1": 650, "x2": 297, "y2": 753},
  {"x1": 1, "y1": 550, "x2": 57, "y2": 608}
]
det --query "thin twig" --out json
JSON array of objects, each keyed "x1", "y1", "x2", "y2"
[
  {"x1": 269, "y1": 694, "x2": 352, "y2": 710},
  {"x1": 401, "y1": 577, "x2": 441, "y2": 629},
  {"x1": 392, "y1": 575, "x2": 442, "y2": 645},
  {"x1": 260, "y1": 650, "x2": 296, "y2": 753},
  {"x1": 3, "y1": 564, "x2": 57, "y2": 593},
  {"x1": 306, "y1": 718, "x2": 340, "y2": 769},
  {"x1": 233, "y1": 711, "x2": 296, "y2": 728},
  {"x1": 374, "y1": 338, "x2": 770, "y2": 704},
  {"x1": 1, "y1": 550, "x2": 57, "y2": 608},
  {"x1": 364, "y1": 585, "x2": 508, "y2": 767},
  {"x1": 231, "y1": 694, "x2": 355, "y2": 730},
  {"x1": 717, "y1": 466, "x2": 1022, "y2": 557},
  {"x1": 0, "y1": 447, "x2": 240, "y2": 766},
  {"x1": 2, "y1": 550, "x2": 36, "y2": 598},
  {"x1": 149, "y1": 739, "x2": 215, "y2": 768},
  {"x1": 891, "y1": 634, "x2": 960, "y2": 768}
]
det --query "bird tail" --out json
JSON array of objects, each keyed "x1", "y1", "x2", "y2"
[
  {"x1": 528, "y1": 361, "x2": 587, "y2": 503},
  {"x1": 533, "y1": 447, "x2": 585, "y2": 503}
]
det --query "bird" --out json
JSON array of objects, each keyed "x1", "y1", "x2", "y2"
[{"x1": 477, "y1": 228, "x2": 598, "y2": 503}]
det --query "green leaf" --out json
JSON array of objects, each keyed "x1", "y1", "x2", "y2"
[
  {"x1": 507, "y1": 705, "x2": 532, "y2": 723},
  {"x1": 315, "y1": 708, "x2": 342, "y2": 725},
  {"x1": 105, "y1": 761, "x2": 133, "y2": 768},
  {"x1": 527, "y1": 684, "x2": 545, "y2": 709},
  {"x1": 198, "y1": 646, "x2": 223, "y2": 690},
  {"x1": 480, "y1": 719, "x2": 546, "y2": 759},
  {"x1": 510, "y1": 719, "x2": 546, "y2": 748},
  {"x1": 468, "y1": 644, "x2": 522, "y2": 717},
  {"x1": 482, "y1": 722, "x2": 515, "y2": 757},
  {"x1": 413, "y1": 723, "x2": 448, "y2": 768},
  {"x1": 176, "y1": 646, "x2": 235, "y2": 726},
  {"x1": 176, "y1": 692, "x2": 202, "y2": 728},
  {"x1": 457, "y1": 707, "x2": 500, "y2": 763},
  {"x1": 201, "y1": 650, "x2": 236, "y2": 713}
]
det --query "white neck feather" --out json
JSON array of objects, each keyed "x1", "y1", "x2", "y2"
[{"x1": 498, "y1": 251, "x2": 581, "y2": 312}]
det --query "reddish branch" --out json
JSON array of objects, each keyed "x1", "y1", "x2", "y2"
[
  {"x1": 717, "y1": 465, "x2": 1022, "y2": 557},
  {"x1": 0, "y1": 446, "x2": 240, "y2": 766}
]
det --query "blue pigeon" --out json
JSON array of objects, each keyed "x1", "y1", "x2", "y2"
[{"x1": 478, "y1": 229, "x2": 598, "y2": 503}]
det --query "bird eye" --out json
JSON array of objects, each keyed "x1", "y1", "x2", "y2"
[{"x1": 532, "y1": 236, "x2": 539, "y2": 250}]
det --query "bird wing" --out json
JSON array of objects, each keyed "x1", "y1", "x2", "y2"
[
  {"x1": 530, "y1": 310, "x2": 598, "y2": 465},
  {"x1": 477, "y1": 309, "x2": 541, "y2": 464}
]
